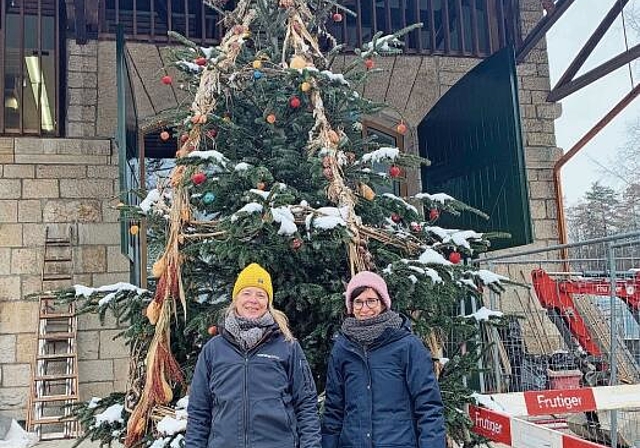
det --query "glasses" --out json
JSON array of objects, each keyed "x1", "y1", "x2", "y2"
[{"x1": 352, "y1": 298, "x2": 380, "y2": 310}]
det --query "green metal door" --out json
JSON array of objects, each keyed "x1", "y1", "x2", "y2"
[{"x1": 419, "y1": 46, "x2": 532, "y2": 250}]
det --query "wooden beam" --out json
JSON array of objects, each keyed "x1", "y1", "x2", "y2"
[
  {"x1": 548, "y1": 43, "x2": 640, "y2": 102},
  {"x1": 515, "y1": 0, "x2": 575, "y2": 63},
  {"x1": 553, "y1": 0, "x2": 629, "y2": 92}
]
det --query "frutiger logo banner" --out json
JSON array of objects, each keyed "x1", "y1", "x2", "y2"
[
  {"x1": 524, "y1": 388, "x2": 597, "y2": 415},
  {"x1": 469, "y1": 406, "x2": 512, "y2": 445}
]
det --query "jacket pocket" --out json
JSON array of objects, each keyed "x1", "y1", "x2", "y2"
[{"x1": 250, "y1": 396, "x2": 297, "y2": 448}]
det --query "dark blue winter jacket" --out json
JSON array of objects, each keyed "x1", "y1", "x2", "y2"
[
  {"x1": 186, "y1": 324, "x2": 321, "y2": 448},
  {"x1": 321, "y1": 316, "x2": 445, "y2": 448}
]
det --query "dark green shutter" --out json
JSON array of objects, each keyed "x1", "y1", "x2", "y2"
[{"x1": 418, "y1": 46, "x2": 532, "y2": 250}]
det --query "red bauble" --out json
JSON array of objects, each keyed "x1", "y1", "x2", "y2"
[
  {"x1": 160, "y1": 130, "x2": 170, "y2": 141},
  {"x1": 289, "y1": 96, "x2": 301, "y2": 108},
  {"x1": 429, "y1": 208, "x2": 439, "y2": 221},
  {"x1": 448, "y1": 251, "x2": 462, "y2": 264},
  {"x1": 396, "y1": 122, "x2": 407, "y2": 134},
  {"x1": 195, "y1": 56, "x2": 207, "y2": 66},
  {"x1": 191, "y1": 172, "x2": 207, "y2": 185},
  {"x1": 332, "y1": 12, "x2": 343, "y2": 22},
  {"x1": 291, "y1": 238, "x2": 303, "y2": 250},
  {"x1": 180, "y1": 134, "x2": 189, "y2": 143},
  {"x1": 323, "y1": 167, "x2": 334, "y2": 180},
  {"x1": 410, "y1": 222, "x2": 422, "y2": 233},
  {"x1": 364, "y1": 58, "x2": 375, "y2": 70},
  {"x1": 207, "y1": 325, "x2": 218, "y2": 336},
  {"x1": 161, "y1": 75, "x2": 172, "y2": 85},
  {"x1": 207, "y1": 128, "x2": 218, "y2": 138},
  {"x1": 389, "y1": 165, "x2": 401, "y2": 178},
  {"x1": 391, "y1": 213, "x2": 401, "y2": 223}
]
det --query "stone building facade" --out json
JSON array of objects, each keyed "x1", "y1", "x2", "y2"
[{"x1": 0, "y1": 0, "x2": 560, "y2": 420}]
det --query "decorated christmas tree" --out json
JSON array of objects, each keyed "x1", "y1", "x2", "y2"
[{"x1": 62, "y1": 0, "x2": 511, "y2": 446}]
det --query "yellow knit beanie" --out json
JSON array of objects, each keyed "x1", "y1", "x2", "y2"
[{"x1": 232, "y1": 263, "x2": 273, "y2": 304}]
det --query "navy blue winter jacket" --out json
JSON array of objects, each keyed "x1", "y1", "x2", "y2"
[
  {"x1": 321, "y1": 316, "x2": 446, "y2": 448},
  {"x1": 186, "y1": 324, "x2": 321, "y2": 448}
]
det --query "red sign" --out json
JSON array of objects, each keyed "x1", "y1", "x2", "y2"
[
  {"x1": 524, "y1": 388, "x2": 597, "y2": 416},
  {"x1": 470, "y1": 406, "x2": 512, "y2": 445},
  {"x1": 563, "y1": 434, "x2": 607, "y2": 448}
]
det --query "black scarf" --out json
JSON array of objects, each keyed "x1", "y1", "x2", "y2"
[{"x1": 341, "y1": 310, "x2": 403, "y2": 348}]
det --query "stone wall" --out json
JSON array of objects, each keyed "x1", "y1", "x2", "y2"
[{"x1": 0, "y1": 137, "x2": 130, "y2": 419}]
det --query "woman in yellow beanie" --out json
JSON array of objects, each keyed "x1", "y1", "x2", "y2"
[{"x1": 186, "y1": 263, "x2": 321, "y2": 448}]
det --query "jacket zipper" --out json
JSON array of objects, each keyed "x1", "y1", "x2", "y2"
[
  {"x1": 363, "y1": 346, "x2": 373, "y2": 447},
  {"x1": 244, "y1": 353, "x2": 249, "y2": 448}
]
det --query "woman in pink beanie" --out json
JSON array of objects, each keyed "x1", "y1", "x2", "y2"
[{"x1": 321, "y1": 271, "x2": 445, "y2": 448}]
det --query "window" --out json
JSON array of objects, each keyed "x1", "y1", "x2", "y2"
[
  {"x1": 99, "y1": 0, "x2": 222, "y2": 44},
  {"x1": 1, "y1": 0, "x2": 60, "y2": 135},
  {"x1": 363, "y1": 121, "x2": 407, "y2": 197},
  {"x1": 329, "y1": 0, "x2": 519, "y2": 57}
]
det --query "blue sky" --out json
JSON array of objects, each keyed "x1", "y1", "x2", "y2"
[{"x1": 546, "y1": 0, "x2": 640, "y2": 206}]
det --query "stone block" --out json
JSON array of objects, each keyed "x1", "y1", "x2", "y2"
[
  {"x1": 14, "y1": 138, "x2": 43, "y2": 155},
  {"x1": 18, "y1": 200, "x2": 42, "y2": 222},
  {"x1": 529, "y1": 181, "x2": 555, "y2": 200},
  {"x1": 0, "y1": 224, "x2": 22, "y2": 247},
  {"x1": 67, "y1": 122, "x2": 97, "y2": 138},
  {"x1": 0, "y1": 180, "x2": 21, "y2": 199},
  {"x1": 2, "y1": 165, "x2": 34, "y2": 178},
  {"x1": 92, "y1": 272, "x2": 129, "y2": 286},
  {"x1": 77, "y1": 223, "x2": 120, "y2": 245},
  {"x1": 0, "y1": 276, "x2": 21, "y2": 300},
  {"x1": 68, "y1": 88, "x2": 98, "y2": 106},
  {"x1": 546, "y1": 200, "x2": 559, "y2": 219},
  {"x1": 0, "y1": 387, "x2": 28, "y2": 410},
  {"x1": 0, "y1": 249, "x2": 9, "y2": 275},
  {"x1": 22, "y1": 179, "x2": 60, "y2": 199},
  {"x1": 78, "y1": 359, "x2": 114, "y2": 382},
  {"x1": 74, "y1": 245, "x2": 107, "y2": 273},
  {"x1": 103, "y1": 201, "x2": 120, "y2": 223},
  {"x1": 100, "y1": 330, "x2": 128, "y2": 359},
  {"x1": 437, "y1": 56, "x2": 479, "y2": 72},
  {"x1": 15, "y1": 154, "x2": 109, "y2": 165},
  {"x1": 78, "y1": 381, "x2": 116, "y2": 402},
  {"x1": 73, "y1": 274, "x2": 92, "y2": 285},
  {"x1": 2, "y1": 364, "x2": 30, "y2": 387},
  {"x1": 516, "y1": 63, "x2": 537, "y2": 76},
  {"x1": 67, "y1": 39, "x2": 98, "y2": 56},
  {"x1": 0, "y1": 138, "x2": 14, "y2": 155},
  {"x1": 67, "y1": 72, "x2": 98, "y2": 89},
  {"x1": 0, "y1": 335, "x2": 16, "y2": 363},
  {"x1": 530, "y1": 199, "x2": 546, "y2": 220},
  {"x1": 67, "y1": 105, "x2": 97, "y2": 123},
  {"x1": 524, "y1": 146, "x2": 563, "y2": 164},
  {"x1": 87, "y1": 165, "x2": 119, "y2": 179},
  {"x1": 15, "y1": 333, "x2": 35, "y2": 363},
  {"x1": 21, "y1": 224, "x2": 45, "y2": 247},
  {"x1": 37, "y1": 165, "x2": 86, "y2": 179},
  {"x1": 521, "y1": 104, "x2": 537, "y2": 118},
  {"x1": 519, "y1": 76, "x2": 550, "y2": 91},
  {"x1": 527, "y1": 132, "x2": 556, "y2": 147},
  {"x1": 43, "y1": 199, "x2": 102, "y2": 223},
  {"x1": 77, "y1": 330, "x2": 100, "y2": 360},
  {"x1": 534, "y1": 219, "x2": 559, "y2": 241},
  {"x1": 96, "y1": 42, "x2": 118, "y2": 138},
  {"x1": 11, "y1": 248, "x2": 42, "y2": 275},
  {"x1": 78, "y1": 312, "x2": 120, "y2": 331},
  {"x1": 0, "y1": 201, "x2": 17, "y2": 222},
  {"x1": 60, "y1": 179, "x2": 113, "y2": 199},
  {"x1": 68, "y1": 54, "x2": 98, "y2": 73},
  {"x1": 21, "y1": 276, "x2": 42, "y2": 297},
  {"x1": 113, "y1": 358, "x2": 128, "y2": 385},
  {"x1": 107, "y1": 246, "x2": 130, "y2": 273},
  {"x1": 536, "y1": 103, "x2": 562, "y2": 120},
  {"x1": 0, "y1": 301, "x2": 37, "y2": 333},
  {"x1": 519, "y1": 90, "x2": 532, "y2": 104},
  {"x1": 82, "y1": 140, "x2": 112, "y2": 156}
]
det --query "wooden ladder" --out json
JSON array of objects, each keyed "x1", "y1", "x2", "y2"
[{"x1": 26, "y1": 227, "x2": 80, "y2": 440}]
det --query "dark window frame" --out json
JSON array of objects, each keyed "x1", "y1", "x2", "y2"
[
  {"x1": 363, "y1": 120, "x2": 408, "y2": 197},
  {"x1": 1, "y1": 0, "x2": 63, "y2": 136}
]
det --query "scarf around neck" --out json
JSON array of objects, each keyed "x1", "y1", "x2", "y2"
[
  {"x1": 341, "y1": 310, "x2": 403, "y2": 348},
  {"x1": 224, "y1": 311, "x2": 275, "y2": 351}
]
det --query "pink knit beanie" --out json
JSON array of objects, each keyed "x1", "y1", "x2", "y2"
[{"x1": 345, "y1": 271, "x2": 392, "y2": 313}]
